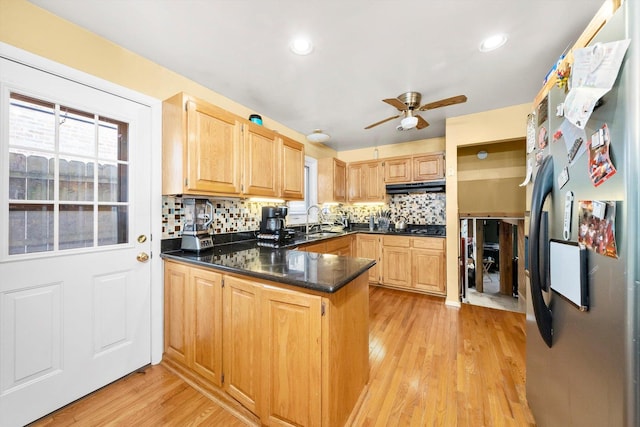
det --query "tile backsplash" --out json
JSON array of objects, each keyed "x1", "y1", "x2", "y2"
[{"x1": 162, "y1": 193, "x2": 446, "y2": 239}]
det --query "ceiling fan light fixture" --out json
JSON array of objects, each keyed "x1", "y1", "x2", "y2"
[
  {"x1": 306, "y1": 129, "x2": 330, "y2": 143},
  {"x1": 400, "y1": 116, "x2": 418, "y2": 130},
  {"x1": 289, "y1": 37, "x2": 314, "y2": 55},
  {"x1": 479, "y1": 33, "x2": 508, "y2": 52}
]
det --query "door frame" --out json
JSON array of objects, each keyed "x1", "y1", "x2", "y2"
[{"x1": 0, "y1": 42, "x2": 164, "y2": 364}]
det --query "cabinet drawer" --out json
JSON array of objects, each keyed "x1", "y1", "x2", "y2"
[
  {"x1": 411, "y1": 237, "x2": 444, "y2": 250},
  {"x1": 382, "y1": 235, "x2": 410, "y2": 248}
]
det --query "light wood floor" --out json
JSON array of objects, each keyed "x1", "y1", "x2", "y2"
[{"x1": 30, "y1": 286, "x2": 535, "y2": 426}]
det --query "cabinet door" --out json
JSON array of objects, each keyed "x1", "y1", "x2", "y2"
[
  {"x1": 223, "y1": 276, "x2": 261, "y2": 414},
  {"x1": 411, "y1": 248, "x2": 446, "y2": 294},
  {"x1": 413, "y1": 154, "x2": 444, "y2": 181},
  {"x1": 261, "y1": 287, "x2": 322, "y2": 427},
  {"x1": 244, "y1": 123, "x2": 279, "y2": 197},
  {"x1": 334, "y1": 159, "x2": 347, "y2": 202},
  {"x1": 191, "y1": 268, "x2": 223, "y2": 387},
  {"x1": 186, "y1": 100, "x2": 242, "y2": 194},
  {"x1": 382, "y1": 246, "x2": 411, "y2": 287},
  {"x1": 356, "y1": 234, "x2": 380, "y2": 283},
  {"x1": 384, "y1": 157, "x2": 412, "y2": 183},
  {"x1": 164, "y1": 262, "x2": 190, "y2": 366},
  {"x1": 347, "y1": 163, "x2": 363, "y2": 202},
  {"x1": 325, "y1": 236, "x2": 352, "y2": 256},
  {"x1": 363, "y1": 161, "x2": 384, "y2": 201},
  {"x1": 280, "y1": 136, "x2": 305, "y2": 200}
]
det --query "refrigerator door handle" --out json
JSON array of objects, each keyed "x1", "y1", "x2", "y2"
[{"x1": 529, "y1": 155, "x2": 554, "y2": 347}]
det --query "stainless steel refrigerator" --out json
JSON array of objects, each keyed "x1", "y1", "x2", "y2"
[{"x1": 526, "y1": 2, "x2": 639, "y2": 426}]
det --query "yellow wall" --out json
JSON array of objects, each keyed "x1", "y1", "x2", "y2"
[
  {"x1": 443, "y1": 103, "x2": 531, "y2": 305},
  {"x1": 337, "y1": 137, "x2": 445, "y2": 162},
  {"x1": 457, "y1": 140, "x2": 526, "y2": 216},
  {"x1": 0, "y1": 0, "x2": 336, "y2": 159}
]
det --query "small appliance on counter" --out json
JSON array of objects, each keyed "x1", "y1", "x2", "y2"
[
  {"x1": 257, "y1": 206, "x2": 295, "y2": 247},
  {"x1": 181, "y1": 198, "x2": 214, "y2": 252}
]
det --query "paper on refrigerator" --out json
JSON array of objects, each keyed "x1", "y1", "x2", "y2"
[{"x1": 564, "y1": 39, "x2": 630, "y2": 129}]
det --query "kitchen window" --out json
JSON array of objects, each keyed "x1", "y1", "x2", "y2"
[
  {"x1": 7, "y1": 92, "x2": 129, "y2": 256},
  {"x1": 287, "y1": 156, "x2": 317, "y2": 224}
]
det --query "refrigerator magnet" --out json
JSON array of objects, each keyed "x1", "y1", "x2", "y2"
[
  {"x1": 538, "y1": 126, "x2": 548, "y2": 149},
  {"x1": 588, "y1": 124, "x2": 616, "y2": 187},
  {"x1": 577, "y1": 200, "x2": 618, "y2": 259}
]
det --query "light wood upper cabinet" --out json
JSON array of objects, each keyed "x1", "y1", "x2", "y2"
[
  {"x1": 318, "y1": 158, "x2": 346, "y2": 203},
  {"x1": 243, "y1": 123, "x2": 278, "y2": 197},
  {"x1": 163, "y1": 92, "x2": 305, "y2": 199},
  {"x1": 413, "y1": 153, "x2": 444, "y2": 181},
  {"x1": 279, "y1": 136, "x2": 305, "y2": 200},
  {"x1": 383, "y1": 157, "x2": 412, "y2": 183},
  {"x1": 163, "y1": 92, "x2": 242, "y2": 196},
  {"x1": 381, "y1": 152, "x2": 445, "y2": 184},
  {"x1": 348, "y1": 160, "x2": 384, "y2": 203},
  {"x1": 347, "y1": 163, "x2": 363, "y2": 202}
]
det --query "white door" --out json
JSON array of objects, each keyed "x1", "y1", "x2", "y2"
[{"x1": 0, "y1": 58, "x2": 152, "y2": 427}]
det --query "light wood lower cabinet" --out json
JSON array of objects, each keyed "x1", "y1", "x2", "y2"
[
  {"x1": 223, "y1": 276, "x2": 261, "y2": 413},
  {"x1": 363, "y1": 234, "x2": 446, "y2": 296},
  {"x1": 164, "y1": 262, "x2": 223, "y2": 387},
  {"x1": 261, "y1": 286, "x2": 322, "y2": 426},
  {"x1": 163, "y1": 259, "x2": 369, "y2": 427},
  {"x1": 356, "y1": 234, "x2": 381, "y2": 283},
  {"x1": 381, "y1": 236, "x2": 411, "y2": 288},
  {"x1": 297, "y1": 235, "x2": 353, "y2": 257}
]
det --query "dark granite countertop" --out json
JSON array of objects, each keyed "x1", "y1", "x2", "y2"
[{"x1": 161, "y1": 242, "x2": 376, "y2": 294}]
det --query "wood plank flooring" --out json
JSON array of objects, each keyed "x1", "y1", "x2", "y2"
[{"x1": 30, "y1": 286, "x2": 535, "y2": 426}]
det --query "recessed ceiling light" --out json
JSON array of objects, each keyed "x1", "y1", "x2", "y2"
[
  {"x1": 289, "y1": 37, "x2": 313, "y2": 55},
  {"x1": 479, "y1": 33, "x2": 508, "y2": 52}
]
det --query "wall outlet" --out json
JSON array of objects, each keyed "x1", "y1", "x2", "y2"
[{"x1": 447, "y1": 167, "x2": 455, "y2": 176}]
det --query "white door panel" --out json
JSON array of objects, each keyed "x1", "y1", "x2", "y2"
[{"x1": 0, "y1": 58, "x2": 151, "y2": 426}]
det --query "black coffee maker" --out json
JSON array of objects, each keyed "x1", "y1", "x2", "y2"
[{"x1": 257, "y1": 206, "x2": 295, "y2": 246}]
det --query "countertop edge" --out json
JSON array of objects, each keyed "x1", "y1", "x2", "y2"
[{"x1": 161, "y1": 250, "x2": 376, "y2": 294}]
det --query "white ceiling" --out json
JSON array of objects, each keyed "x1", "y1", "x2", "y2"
[{"x1": 29, "y1": 0, "x2": 604, "y2": 151}]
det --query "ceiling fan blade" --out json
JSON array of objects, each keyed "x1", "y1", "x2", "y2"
[
  {"x1": 418, "y1": 94, "x2": 467, "y2": 111},
  {"x1": 383, "y1": 98, "x2": 408, "y2": 111},
  {"x1": 364, "y1": 114, "x2": 400, "y2": 129},
  {"x1": 416, "y1": 114, "x2": 429, "y2": 129}
]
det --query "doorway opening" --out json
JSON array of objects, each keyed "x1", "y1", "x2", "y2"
[{"x1": 460, "y1": 217, "x2": 524, "y2": 313}]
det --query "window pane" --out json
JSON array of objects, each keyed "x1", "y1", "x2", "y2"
[
  {"x1": 98, "y1": 117, "x2": 128, "y2": 161},
  {"x1": 9, "y1": 204, "x2": 54, "y2": 254},
  {"x1": 58, "y1": 157, "x2": 94, "y2": 202},
  {"x1": 59, "y1": 205, "x2": 94, "y2": 249},
  {"x1": 8, "y1": 150, "x2": 55, "y2": 201},
  {"x1": 98, "y1": 205, "x2": 128, "y2": 246},
  {"x1": 98, "y1": 163, "x2": 127, "y2": 202},
  {"x1": 59, "y1": 107, "x2": 96, "y2": 157},
  {"x1": 9, "y1": 93, "x2": 55, "y2": 151}
]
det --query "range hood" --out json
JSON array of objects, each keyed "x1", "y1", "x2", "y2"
[{"x1": 385, "y1": 180, "x2": 446, "y2": 194}]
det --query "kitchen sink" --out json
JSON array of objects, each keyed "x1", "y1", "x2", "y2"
[{"x1": 305, "y1": 231, "x2": 340, "y2": 239}]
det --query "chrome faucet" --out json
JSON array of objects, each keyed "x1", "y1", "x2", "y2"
[{"x1": 306, "y1": 204, "x2": 322, "y2": 234}]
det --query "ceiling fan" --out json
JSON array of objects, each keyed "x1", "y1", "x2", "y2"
[{"x1": 365, "y1": 92, "x2": 467, "y2": 131}]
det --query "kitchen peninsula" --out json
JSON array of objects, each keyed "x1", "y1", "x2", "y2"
[{"x1": 161, "y1": 241, "x2": 373, "y2": 427}]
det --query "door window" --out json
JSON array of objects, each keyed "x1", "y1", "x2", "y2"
[{"x1": 8, "y1": 93, "x2": 129, "y2": 255}]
